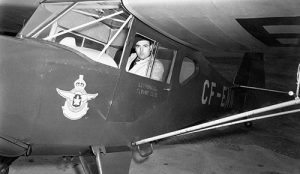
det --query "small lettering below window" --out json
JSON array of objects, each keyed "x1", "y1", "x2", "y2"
[{"x1": 179, "y1": 57, "x2": 196, "y2": 83}]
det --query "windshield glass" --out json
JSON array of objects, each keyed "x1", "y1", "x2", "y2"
[{"x1": 20, "y1": 1, "x2": 132, "y2": 68}]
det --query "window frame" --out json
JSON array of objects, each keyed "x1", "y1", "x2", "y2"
[{"x1": 126, "y1": 33, "x2": 177, "y2": 84}]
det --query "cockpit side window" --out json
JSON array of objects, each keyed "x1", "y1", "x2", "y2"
[
  {"x1": 126, "y1": 34, "x2": 176, "y2": 83},
  {"x1": 179, "y1": 57, "x2": 196, "y2": 84}
]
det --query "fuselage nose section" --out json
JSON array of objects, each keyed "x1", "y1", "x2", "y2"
[
  {"x1": 0, "y1": 35, "x2": 120, "y2": 156},
  {"x1": 0, "y1": 36, "x2": 45, "y2": 156}
]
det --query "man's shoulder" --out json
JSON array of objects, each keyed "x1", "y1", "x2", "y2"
[
  {"x1": 154, "y1": 59, "x2": 163, "y2": 66},
  {"x1": 153, "y1": 59, "x2": 164, "y2": 70}
]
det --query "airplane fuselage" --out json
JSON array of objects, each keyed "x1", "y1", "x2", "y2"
[
  {"x1": 0, "y1": 1, "x2": 238, "y2": 173},
  {"x1": 0, "y1": 34, "x2": 235, "y2": 157}
]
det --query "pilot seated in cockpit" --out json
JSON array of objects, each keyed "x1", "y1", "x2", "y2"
[{"x1": 126, "y1": 36, "x2": 164, "y2": 81}]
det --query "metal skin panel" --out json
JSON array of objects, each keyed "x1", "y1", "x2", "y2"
[
  {"x1": 0, "y1": 35, "x2": 122, "y2": 156},
  {"x1": 0, "y1": 36, "x2": 48, "y2": 156}
]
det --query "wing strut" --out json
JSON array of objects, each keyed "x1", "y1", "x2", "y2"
[
  {"x1": 132, "y1": 99, "x2": 300, "y2": 146},
  {"x1": 233, "y1": 85, "x2": 294, "y2": 95},
  {"x1": 180, "y1": 107, "x2": 300, "y2": 137},
  {"x1": 296, "y1": 63, "x2": 300, "y2": 99}
]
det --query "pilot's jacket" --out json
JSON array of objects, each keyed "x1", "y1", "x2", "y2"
[{"x1": 126, "y1": 53, "x2": 164, "y2": 81}]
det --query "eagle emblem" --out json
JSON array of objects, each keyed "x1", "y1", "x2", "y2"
[{"x1": 56, "y1": 75, "x2": 98, "y2": 120}]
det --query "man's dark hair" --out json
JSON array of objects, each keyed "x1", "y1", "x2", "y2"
[{"x1": 134, "y1": 35, "x2": 152, "y2": 45}]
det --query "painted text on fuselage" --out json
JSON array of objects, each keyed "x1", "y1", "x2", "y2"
[{"x1": 201, "y1": 80, "x2": 234, "y2": 108}]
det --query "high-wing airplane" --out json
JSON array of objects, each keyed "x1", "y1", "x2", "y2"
[{"x1": 1, "y1": 0, "x2": 300, "y2": 174}]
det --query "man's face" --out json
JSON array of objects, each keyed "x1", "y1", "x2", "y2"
[{"x1": 135, "y1": 40, "x2": 152, "y2": 60}]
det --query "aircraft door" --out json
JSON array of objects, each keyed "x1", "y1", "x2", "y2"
[{"x1": 107, "y1": 33, "x2": 177, "y2": 122}]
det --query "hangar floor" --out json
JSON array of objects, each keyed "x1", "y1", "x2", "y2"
[{"x1": 9, "y1": 112, "x2": 300, "y2": 174}]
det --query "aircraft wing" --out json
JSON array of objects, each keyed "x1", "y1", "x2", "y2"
[
  {"x1": 3, "y1": 0, "x2": 300, "y2": 55},
  {"x1": 123, "y1": 0, "x2": 300, "y2": 56},
  {"x1": 122, "y1": 0, "x2": 300, "y2": 92}
]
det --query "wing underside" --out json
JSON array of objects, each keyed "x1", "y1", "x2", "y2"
[{"x1": 122, "y1": 0, "x2": 300, "y2": 56}]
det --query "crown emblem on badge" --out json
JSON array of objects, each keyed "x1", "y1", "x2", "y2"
[
  {"x1": 74, "y1": 74, "x2": 87, "y2": 89},
  {"x1": 56, "y1": 75, "x2": 98, "y2": 120}
]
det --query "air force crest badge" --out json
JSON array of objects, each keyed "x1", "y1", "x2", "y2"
[{"x1": 56, "y1": 75, "x2": 98, "y2": 120}]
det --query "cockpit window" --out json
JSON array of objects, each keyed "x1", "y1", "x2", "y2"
[
  {"x1": 20, "y1": 1, "x2": 132, "y2": 68},
  {"x1": 126, "y1": 34, "x2": 176, "y2": 83}
]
